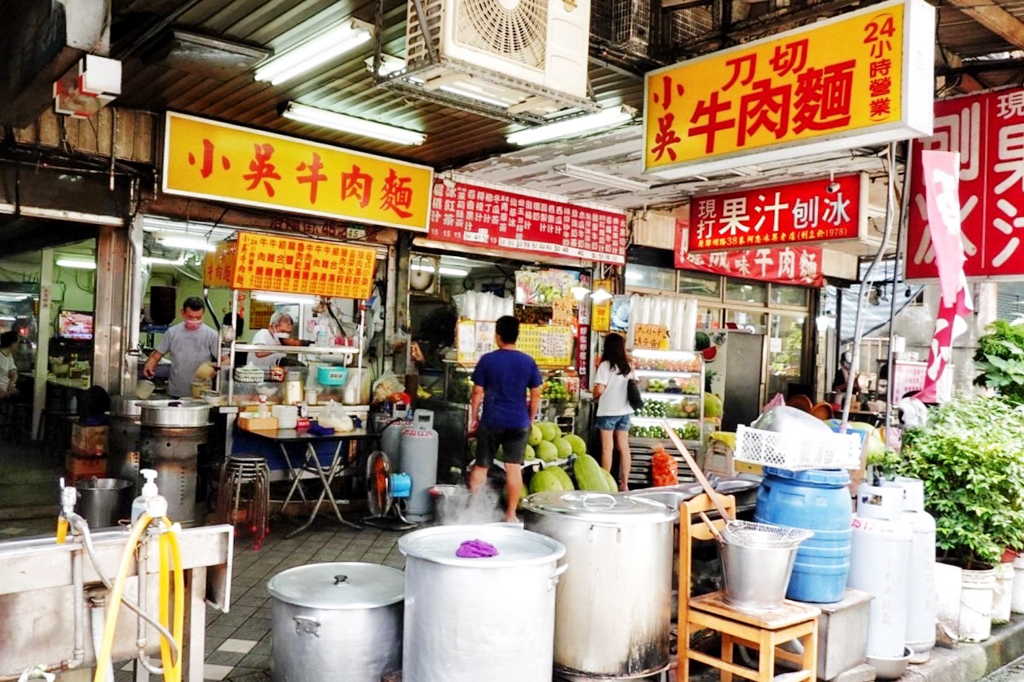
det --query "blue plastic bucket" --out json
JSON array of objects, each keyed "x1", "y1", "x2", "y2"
[{"x1": 755, "y1": 467, "x2": 852, "y2": 603}]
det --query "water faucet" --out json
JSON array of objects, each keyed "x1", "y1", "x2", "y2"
[{"x1": 57, "y1": 477, "x2": 79, "y2": 544}]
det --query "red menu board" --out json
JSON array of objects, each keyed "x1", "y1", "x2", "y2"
[
  {"x1": 688, "y1": 174, "x2": 867, "y2": 253},
  {"x1": 907, "y1": 88, "x2": 1024, "y2": 280},
  {"x1": 429, "y1": 181, "x2": 628, "y2": 265},
  {"x1": 676, "y1": 220, "x2": 824, "y2": 286}
]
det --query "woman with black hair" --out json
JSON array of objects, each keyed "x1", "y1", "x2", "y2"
[{"x1": 593, "y1": 333, "x2": 634, "y2": 491}]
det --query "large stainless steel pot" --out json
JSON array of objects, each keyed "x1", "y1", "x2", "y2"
[
  {"x1": 267, "y1": 562, "x2": 403, "y2": 682},
  {"x1": 399, "y1": 524, "x2": 567, "y2": 682},
  {"x1": 522, "y1": 491, "x2": 678, "y2": 679},
  {"x1": 139, "y1": 400, "x2": 210, "y2": 427}
]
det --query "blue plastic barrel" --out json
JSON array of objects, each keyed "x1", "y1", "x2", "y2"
[{"x1": 754, "y1": 468, "x2": 852, "y2": 603}]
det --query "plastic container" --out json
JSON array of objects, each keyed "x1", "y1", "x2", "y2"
[
  {"x1": 755, "y1": 467, "x2": 852, "y2": 603},
  {"x1": 131, "y1": 469, "x2": 159, "y2": 523}
]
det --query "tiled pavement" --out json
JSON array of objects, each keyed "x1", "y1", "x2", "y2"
[{"x1": 114, "y1": 524, "x2": 408, "y2": 681}]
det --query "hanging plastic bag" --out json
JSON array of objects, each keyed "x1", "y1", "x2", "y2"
[{"x1": 373, "y1": 371, "x2": 406, "y2": 404}]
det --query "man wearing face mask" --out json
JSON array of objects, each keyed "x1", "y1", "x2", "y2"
[
  {"x1": 250, "y1": 311, "x2": 305, "y2": 369},
  {"x1": 143, "y1": 297, "x2": 220, "y2": 398}
]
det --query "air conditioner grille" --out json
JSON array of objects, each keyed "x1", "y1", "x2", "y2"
[{"x1": 454, "y1": 0, "x2": 547, "y2": 69}]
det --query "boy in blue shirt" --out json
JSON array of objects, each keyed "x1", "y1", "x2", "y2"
[{"x1": 469, "y1": 316, "x2": 543, "y2": 522}]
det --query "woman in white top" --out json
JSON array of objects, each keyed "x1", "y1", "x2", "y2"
[
  {"x1": 251, "y1": 311, "x2": 297, "y2": 369},
  {"x1": 592, "y1": 333, "x2": 634, "y2": 491}
]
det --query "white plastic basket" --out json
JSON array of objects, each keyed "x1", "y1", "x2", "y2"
[{"x1": 734, "y1": 424, "x2": 862, "y2": 470}]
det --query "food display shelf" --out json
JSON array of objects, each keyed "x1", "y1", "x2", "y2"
[
  {"x1": 632, "y1": 416, "x2": 700, "y2": 424},
  {"x1": 634, "y1": 369, "x2": 701, "y2": 378},
  {"x1": 640, "y1": 392, "x2": 701, "y2": 400}
]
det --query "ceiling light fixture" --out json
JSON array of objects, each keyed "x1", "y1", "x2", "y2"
[
  {"x1": 253, "y1": 293, "x2": 319, "y2": 305},
  {"x1": 591, "y1": 289, "x2": 613, "y2": 303},
  {"x1": 254, "y1": 18, "x2": 373, "y2": 86},
  {"x1": 555, "y1": 164, "x2": 651, "y2": 192},
  {"x1": 158, "y1": 235, "x2": 217, "y2": 252},
  {"x1": 437, "y1": 266, "x2": 469, "y2": 277},
  {"x1": 364, "y1": 54, "x2": 406, "y2": 77},
  {"x1": 282, "y1": 102, "x2": 425, "y2": 146},
  {"x1": 143, "y1": 255, "x2": 188, "y2": 266},
  {"x1": 438, "y1": 85, "x2": 511, "y2": 109},
  {"x1": 506, "y1": 106, "x2": 634, "y2": 146},
  {"x1": 570, "y1": 286, "x2": 590, "y2": 301},
  {"x1": 56, "y1": 259, "x2": 97, "y2": 270}
]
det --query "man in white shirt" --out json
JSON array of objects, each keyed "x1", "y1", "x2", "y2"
[
  {"x1": 0, "y1": 332, "x2": 18, "y2": 399},
  {"x1": 251, "y1": 311, "x2": 306, "y2": 369}
]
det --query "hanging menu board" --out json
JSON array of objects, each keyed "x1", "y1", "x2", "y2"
[
  {"x1": 205, "y1": 232, "x2": 377, "y2": 299},
  {"x1": 634, "y1": 324, "x2": 669, "y2": 350},
  {"x1": 455, "y1": 321, "x2": 573, "y2": 367},
  {"x1": 429, "y1": 181, "x2": 628, "y2": 265}
]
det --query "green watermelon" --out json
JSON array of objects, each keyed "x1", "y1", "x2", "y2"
[
  {"x1": 536, "y1": 441, "x2": 559, "y2": 463},
  {"x1": 538, "y1": 422, "x2": 561, "y2": 442},
  {"x1": 563, "y1": 433, "x2": 587, "y2": 457},
  {"x1": 546, "y1": 465, "x2": 574, "y2": 490},
  {"x1": 552, "y1": 437, "x2": 573, "y2": 460},
  {"x1": 528, "y1": 425, "x2": 543, "y2": 447},
  {"x1": 524, "y1": 444, "x2": 536, "y2": 460},
  {"x1": 529, "y1": 469, "x2": 566, "y2": 494}
]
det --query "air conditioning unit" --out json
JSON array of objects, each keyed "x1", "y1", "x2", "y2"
[{"x1": 405, "y1": 0, "x2": 592, "y2": 115}]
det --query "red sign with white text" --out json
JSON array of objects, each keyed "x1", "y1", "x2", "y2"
[
  {"x1": 676, "y1": 220, "x2": 824, "y2": 286},
  {"x1": 428, "y1": 181, "x2": 628, "y2": 265},
  {"x1": 908, "y1": 88, "x2": 1024, "y2": 280},
  {"x1": 687, "y1": 174, "x2": 866, "y2": 253}
]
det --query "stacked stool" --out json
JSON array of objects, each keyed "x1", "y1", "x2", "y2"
[{"x1": 218, "y1": 455, "x2": 271, "y2": 550}]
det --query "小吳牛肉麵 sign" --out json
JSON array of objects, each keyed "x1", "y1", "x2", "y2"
[
  {"x1": 205, "y1": 232, "x2": 377, "y2": 300},
  {"x1": 163, "y1": 112, "x2": 433, "y2": 232},
  {"x1": 688, "y1": 173, "x2": 867, "y2": 253},
  {"x1": 643, "y1": 0, "x2": 934, "y2": 178}
]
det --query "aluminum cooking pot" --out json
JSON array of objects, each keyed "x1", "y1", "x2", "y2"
[
  {"x1": 109, "y1": 396, "x2": 144, "y2": 419},
  {"x1": 522, "y1": 491, "x2": 678, "y2": 679},
  {"x1": 139, "y1": 400, "x2": 211, "y2": 428},
  {"x1": 267, "y1": 562, "x2": 403, "y2": 682}
]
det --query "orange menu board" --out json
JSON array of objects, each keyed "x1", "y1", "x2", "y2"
[
  {"x1": 634, "y1": 324, "x2": 669, "y2": 350},
  {"x1": 205, "y1": 232, "x2": 377, "y2": 299}
]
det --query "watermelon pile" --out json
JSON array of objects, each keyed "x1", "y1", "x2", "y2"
[{"x1": 526, "y1": 422, "x2": 618, "y2": 495}]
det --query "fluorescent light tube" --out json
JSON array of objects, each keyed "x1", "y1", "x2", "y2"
[
  {"x1": 439, "y1": 85, "x2": 511, "y2": 109},
  {"x1": 0, "y1": 294, "x2": 28, "y2": 301},
  {"x1": 438, "y1": 266, "x2": 469, "y2": 277},
  {"x1": 254, "y1": 19, "x2": 373, "y2": 85},
  {"x1": 0, "y1": 316, "x2": 15, "y2": 322},
  {"x1": 143, "y1": 256, "x2": 187, "y2": 266},
  {"x1": 507, "y1": 106, "x2": 634, "y2": 146},
  {"x1": 555, "y1": 164, "x2": 651, "y2": 192},
  {"x1": 56, "y1": 259, "x2": 97, "y2": 270},
  {"x1": 282, "y1": 102, "x2": 425, "y2": 146},
  {"x1": 159, "y1": 235, "x2": 217, "y2": 252},
  {"x1": 410, "y1": 263, "x2": 435, "y2": 273},
  {"x1": 253, "y1": 293, "x2": 319, "y2": 305}
]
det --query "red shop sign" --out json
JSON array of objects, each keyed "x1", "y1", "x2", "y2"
[
  {"x1": 676, "y1": 220, "x2": 824, "y2": 286},
  {"x1": 688, "y1": 173, "x2": 867, "y2": 253},
  {"x1": 907, "y1": 88, "x2": 1024, "y2": 280},
  {"x1": 428, "y1": 181, "x2": 628, "y2": 265}
]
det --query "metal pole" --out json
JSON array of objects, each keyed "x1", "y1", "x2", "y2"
[{"x1": 885, "y1": 143, "x2": 913, "y2": 434}]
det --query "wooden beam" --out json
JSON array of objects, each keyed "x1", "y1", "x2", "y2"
[{"x1": 949, "y1": 0, "x2": 1024, "y2": 50}]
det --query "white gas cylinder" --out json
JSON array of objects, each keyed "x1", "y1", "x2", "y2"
[
  {"x1": 881, "y1": 477, "x2": 937, "y2": 662},
  {"x1": 849, "y1": 484, "x2": 912, "y2": 659},
  {"x1": 382, "y1": 414, "x2": 415, "y2": 466},
  {"x1": 398, "y1": 410, "x2": 439, "y2": 521}
]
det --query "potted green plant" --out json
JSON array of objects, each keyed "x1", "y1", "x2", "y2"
[
  {"x1": 974, "y1": 320, "x2": 1024, "y2": 404},
  {"x1": 896, "y1": 396, "x2": 1024, "y2": 641}
]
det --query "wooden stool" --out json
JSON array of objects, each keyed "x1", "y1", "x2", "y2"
[{"x1": 679, "y1": 493, "x2": 820, "y2": 682}]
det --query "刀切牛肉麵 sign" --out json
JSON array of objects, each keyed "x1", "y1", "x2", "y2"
[
  {"x1": 163, "y1": 112, "x2": 433, "y2": 232},
  {"x1": 643, "y1": 0, "x2": 934, "y2": 178}
]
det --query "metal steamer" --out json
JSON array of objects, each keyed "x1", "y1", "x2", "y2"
[
  {"x1": 267, "y1": 563, "x2": 404, "y2": 682},
  {"x1": 399, "y1": 524, "x2": 567, "y2": 682},
  {"x1": 522, "y1": 491, "x2": 678, "y2": 680},
  {"x1": 107, "y1": 397, "x2": 144, "y2": 487},
  {"x1": 138, "y1": 400, "x2": 212, "y2": 526}
]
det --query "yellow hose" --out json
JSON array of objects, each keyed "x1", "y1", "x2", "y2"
[
  {"x1": 93, "y1": 513, "x2": 153, "y2": 682},
  {"x1": 158, "y1": 521, "x2": 185, "y2": 682}
]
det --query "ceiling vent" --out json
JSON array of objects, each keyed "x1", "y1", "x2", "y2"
[
  {"x1": 139, "y1": 30, "x2": 269, "y2": 81},
  {"x1": 382, "y1": 0, "x2": 599, "y2": 123}
]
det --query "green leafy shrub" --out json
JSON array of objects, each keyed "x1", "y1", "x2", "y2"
[
  {"x1": 975, "y1": 320, "x2": 1024, "y2": 404},
  {"x1": 897, "y1": 396, "x2": 1024, "y2": 566}
]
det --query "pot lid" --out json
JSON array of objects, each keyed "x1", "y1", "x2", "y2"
[
  {"x1": 399, "y1": 524, "x2": 565, "y2": 567},
  {"x1": 521, "y1": 491, "x2": 679, "y2": 523},
  {"x1": 139, "y1": 399, "x2": 210, "y2": 412},
  {"x1": 266, "y1": 562, "x2": 404, "y2": 609}
]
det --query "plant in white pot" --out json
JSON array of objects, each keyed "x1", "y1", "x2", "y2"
[{"x1": 896, "y1": 396, "x2": 1024, "y2": 642}]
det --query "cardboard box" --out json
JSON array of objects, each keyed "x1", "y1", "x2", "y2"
[
  {"x1": 65, "y1": 451, "x2": 107, "y2": 482},
  {"x1": 71, "y1": 423, "x2": 108, "y2": 456},
  {"x1": 238, "y1": 414, "x2": 279, "y2": 432}
]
